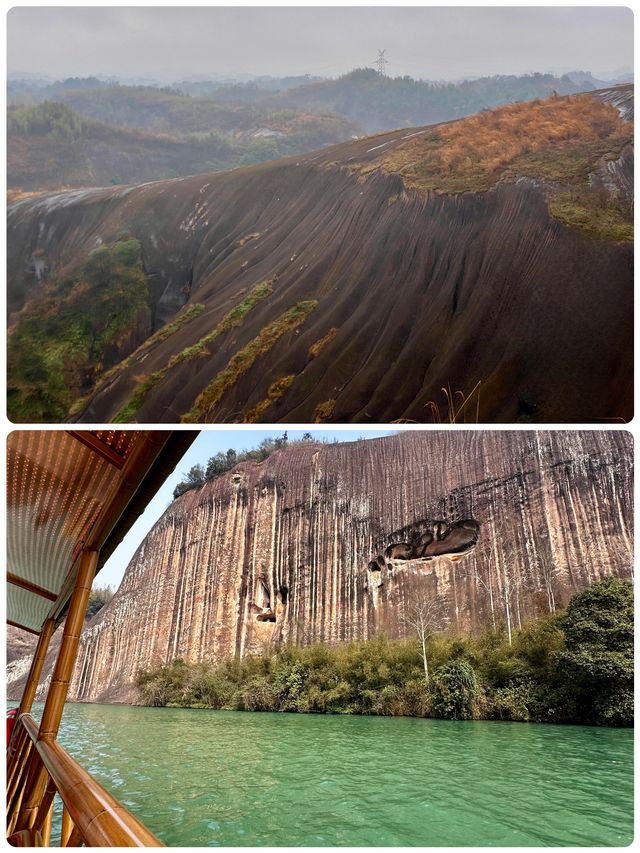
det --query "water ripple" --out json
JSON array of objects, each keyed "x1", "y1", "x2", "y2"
[{"x1": 30, "y1": 704, "x2": 633, "y2": 847}]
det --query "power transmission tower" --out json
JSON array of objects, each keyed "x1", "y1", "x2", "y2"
[{"x1": 376, "y1": 49, "x2": 389, "y2": 76}]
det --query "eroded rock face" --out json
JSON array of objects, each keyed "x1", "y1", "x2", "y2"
[
  {"x1": 58, "y1": 430, "x2": 633, "y2": 704},
  {"x1": 7, "y1": 90, "x2": 633, "y2": 424}
]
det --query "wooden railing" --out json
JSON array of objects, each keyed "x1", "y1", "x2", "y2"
[{"x1": 7, "y1": 714, "x2": 164, "y2": 847}]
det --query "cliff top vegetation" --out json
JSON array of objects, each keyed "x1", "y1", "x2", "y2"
[
  {"x1": 361, "y1": 91, "x2": 633, "y2": 240},
  {"x1": 375, "y1": 93, "x2": 631, "y2": 192},
  {"x1": 172, "y1": 432, "x2": 318, "y2": 498}
]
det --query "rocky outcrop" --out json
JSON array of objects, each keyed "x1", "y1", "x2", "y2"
[
  {"x1": 54, "y1": 430, "x2": 632, "y2": 704},
  {"x1": 7, "y1": 89, "x2": 633, "y2": 424}
]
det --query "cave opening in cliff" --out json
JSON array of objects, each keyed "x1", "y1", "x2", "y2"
[{"x1": 257, "y1": 611, "x2": 277, "y2": 623}]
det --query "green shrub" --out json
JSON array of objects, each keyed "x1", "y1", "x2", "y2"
[
  {"x1": 9, "y1": 101, "x2": 84, "y2": 140},
  {"x1": 8, "y1": 239, "x2": 149, "y2": 422},
  {"x1": 273, "y1": 660, "x2": 309, "y2": 711},
  {"x1": 554, "y1": 578, "x2": 633, "y2": 726},
  {"x1": 134, "y1": 581, "x2": 633, "y2": 727},
  {"x1": 236, "y1": 676, "x2": 279, "y2": 711},
  {"x1": 431, "y1": 660, "x2": 478, "y2": 720},
  {"x1": 487, "y1": 681, "x2": 540, "y2": 722}
]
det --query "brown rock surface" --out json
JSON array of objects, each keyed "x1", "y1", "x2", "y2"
[
  {"x1": 7, "y1": 89, "x2": 633, "y2": 423},
  {"x1": 8, "y1": 430, "x2": 627, "y2": 705}
]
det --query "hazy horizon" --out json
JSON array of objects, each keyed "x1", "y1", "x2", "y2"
[{"x1": 8, "y1": 7, "x2": 633, "y2": 83}]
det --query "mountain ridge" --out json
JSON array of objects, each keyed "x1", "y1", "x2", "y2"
[{"x1": 7, "y1": 87, "x2": 633, "y2": 424}]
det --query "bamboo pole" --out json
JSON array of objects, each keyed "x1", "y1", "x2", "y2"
[
  {"x1": 15, "y1": 549, "x2": 98, "y2": 833},
  {"x1": 7, "y1": 722, "x2": 28, "y2": 788},
  {"x1": 60, "y1": 805, "x2": 74, "y2": 847},
  {"x1": 36, "y1": 736, "x2": 163, "y2": 846},
  {"x1": 7, "y1": 736, "x2": 31, "y2": 820},
  {"x1": 65, "y1": 824, "x2": 85, "y2": 848},
  {"x1": 32, "y1": 778, "x2": 56, "y2": 842},
  {"x1": 39, "y1": 550, "x2": 98, "y2": 738},
  {"x1": 40, "y1": 795, "x2": 55, "y2": 846},
  {"x1": 17, "y1": 617, "x2": 56, "y2": 717}
]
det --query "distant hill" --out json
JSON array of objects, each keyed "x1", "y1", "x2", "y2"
[
  {"x1": 9, "y1": 70, "x2": 600, "y2": 137},
  {"x1": 44, "y1": 84, "x2": 354, "y2": 137},
  {"x1": 262, "y1": 69, "x2": 603, "y2": 133},
  {"x1": 174, "y1": 75, "x2": 325, "y2": 98},
  {"x1": 7, "y1": 71, "x2": 612, "y2": 192},
  {"x1": 7, "y1": 100, "x2": 357, "y2": 191},
  {"x1": 565, "y1": 70, "x2": 633, "y2": 87}
]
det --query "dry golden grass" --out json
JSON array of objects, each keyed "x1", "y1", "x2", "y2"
[
  {"x1": 7, "y1": 188, "x2": 44, "y2": 204},
  {"x1": 377, "y1": 95, "x2": 632, "y2": 194},
  {"x1": 425, "y1": 381, "x2": 482, "y2": 424},
  {"x1": 238, "y1": 232, "x2": 261, "y2": 246},
  {"x1": 183, "y1": 300, "x2": 317, "y2": 422},
  {"x1": 313, "y1": 398, "x2": 336, "y2": 423},
  {"x1": 243, "y1": 374, "x2": 296, "y2": 422},
  {"x1": 308, "y1": 327, "x2": 338, "y2": 358}
]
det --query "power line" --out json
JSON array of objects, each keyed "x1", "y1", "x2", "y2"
[{"x1": 375, "y1": 49, "x2": 389, "y2": 76}]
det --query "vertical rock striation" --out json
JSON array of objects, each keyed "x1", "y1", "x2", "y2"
[{"x1": 68, "y1": 431, "x2": 632, "y2": 703}]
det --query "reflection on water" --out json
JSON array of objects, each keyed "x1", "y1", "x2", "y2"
[{"x1": 31, "y1": 703, "x2": 633, "y2": 847}]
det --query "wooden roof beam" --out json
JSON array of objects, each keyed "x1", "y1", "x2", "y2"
[
  {"x1": 7, "y1": 619, "x2": 40, "y2": 636},
  {"x1": 7, "y1": 573, "x2": 58, "y2": 602},
  {"x1": 46, "y1": 431, "x2": 175, "y2": 625},
  {"x1": 65, "y1": 431, "x2": 126, "y2": 469}
]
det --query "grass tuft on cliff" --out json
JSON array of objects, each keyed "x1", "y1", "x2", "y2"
[
  {"x1": 183, "y1": 300, "x2": 318, "y2": 422},
  {"x1": 313, "y1": 399, "x2": 336, "y2": 423},
  {"x1": 244, "y1": 375, "x2": 296, "y2": 422},
  {"x1": 308, "y1": 327, "x2": 338, "y2": 358},
  {"x1": 71, "y1": 302, "x2": 206, "y2": 417},
  {"x1": 112, "y1": 281, "x2": 274, "y2": 422},
  {"x1": 8, "y1": 238, "x2": 150, "y2": 423},
  {"x1": 548, "y1": 191, "x2": 633, "y2": 242}
]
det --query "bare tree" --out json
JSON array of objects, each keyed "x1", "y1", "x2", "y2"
[
  {"x1": 501, "y1": 560, "x2": 517, "y2": 645},
  {"x1": 537, "y1": 548, "x2": 560, "y2": 614},
  {"x1": 402, "y1": 593, "x2": 447, "y2": 684},
  {"x1": 472, "y1": 535, "x2": 521, "y2": 645},
  {"x1": 470, "y1": 538, "x2": 497, "y2": 630},
  {"x1": 495, "y1": 540, "x2": 524, "y2": 646}
]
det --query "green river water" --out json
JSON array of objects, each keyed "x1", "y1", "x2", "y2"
[{"x1": 32, "y1": 703, "x2": 633, "y2": 847}]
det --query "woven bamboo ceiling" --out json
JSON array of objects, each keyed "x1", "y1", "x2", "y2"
[{"x1": 7, "y1": 430, "x2": 197, "y2": 634}]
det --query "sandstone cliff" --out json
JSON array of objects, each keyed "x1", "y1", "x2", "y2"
[
  {"x1": 37, "y1": 430, "x2": 631, "y2": 704},
  {"x1": 8, "y1": 88, "x2": 633, "y2": 424}
]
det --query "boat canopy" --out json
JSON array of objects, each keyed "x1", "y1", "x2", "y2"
[
  {"x1": 7, "y1": 430, "x2": 195, "y2": 635},
  {"x1": 6, "y1": 429, "x2": 197, "y2": 847}
]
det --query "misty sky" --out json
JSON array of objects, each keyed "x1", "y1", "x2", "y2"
[{"x1": 8, "y1": 6, "x2": 633, "y2": 82}]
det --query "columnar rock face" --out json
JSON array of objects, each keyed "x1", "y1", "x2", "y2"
[{"x1": 63, "y1": 431, "x2": 633, "y2": 704}]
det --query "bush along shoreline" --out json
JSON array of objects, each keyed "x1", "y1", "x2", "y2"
[{"x1": 136, "y1": 578, "x2": 633, "y2": 727}]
